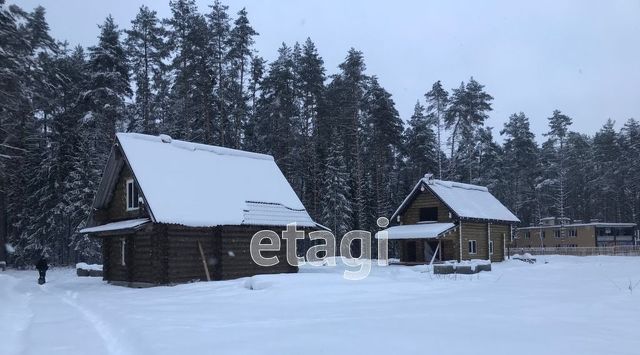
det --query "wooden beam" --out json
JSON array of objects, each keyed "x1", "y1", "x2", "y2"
[{"x1": 197, "y1": 241, "x2": 211, "y2": 282}]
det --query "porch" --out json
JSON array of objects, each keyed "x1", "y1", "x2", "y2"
[{"x1": 376, "y1": 222, "x2": 458, "y2": 264}]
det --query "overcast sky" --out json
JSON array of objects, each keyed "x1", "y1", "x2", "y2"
[{"x1": 16, "y1": 0, "x2": 640, "y2": 141}]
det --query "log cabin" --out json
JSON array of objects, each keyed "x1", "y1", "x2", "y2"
[
  {"x1": 80, "y1": 133, "x2": 323, "y2": 287},
  {"x1": 376, "y1": 174, "x2": 520, "y2": 263}
]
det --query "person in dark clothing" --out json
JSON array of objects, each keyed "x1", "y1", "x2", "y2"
[{"x1": 36, "y1": 256, "x2": 49, "y2": 284}]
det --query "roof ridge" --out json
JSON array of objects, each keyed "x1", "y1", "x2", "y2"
[
  {"x1": 116, "y1": 133, "x2": 274, "y2": 161},
  {"x1": 427, "y1": 178, "x2": 489, "y2": 192}
]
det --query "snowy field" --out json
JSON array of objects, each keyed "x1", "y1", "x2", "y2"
[{"x1": 2, "y1": 256, "x2": 639, "y2": 355}]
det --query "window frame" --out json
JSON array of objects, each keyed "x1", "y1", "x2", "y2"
[
  {"x1": 418, "y1": 207, "x2": 438, "y2": 222},
  {"x1": 468, "y1": 240, "x2": 477, "y2": 255},
  {"x1": 489, "y1": 239, "x2": 494, "y2": 255},
  {"x1": 126, "y1": 178, "x2": 140, "y2": 211}
]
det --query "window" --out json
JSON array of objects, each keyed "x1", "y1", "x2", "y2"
[
  {"x1": 468, "y1": 240, "x2": 477, "y2": 255},
  {"x1": 120, "y1": 238, "x2": 126, "y2": 266},
  {"x1": 419, "y1": 207, "x2": 438, "y2": 222},
  {"x1": 568, "y1": 229, "x2": 577, "y2": 237},
  {"x1": 541, "y1": 231, "x2": 546, "y2": 239},
  {"x1": 554, "y1": 230, "x2": 561, "y2": 238},
  {"x1": 525, "y1": 232, "x2": 531, "y2": 239},
  {"x1": 489, "y1": 240, "x2": 494, "y2": 255},
  {"x1": 126, "y1": 179, "x2": 140, "y2": 211}
]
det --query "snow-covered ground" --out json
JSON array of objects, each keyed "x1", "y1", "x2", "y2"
[{"x1": 2, "y1": 256, "x2": 639, "y2": 355}]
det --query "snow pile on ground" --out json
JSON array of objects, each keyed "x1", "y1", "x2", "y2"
[
  {"x1": 2, "y1": 255, "x2": 640, "y2": 355},
  {"x1": 443, "y1": 259, "x2": 491, "y2": 268},
  {"x1": 75, "y1": 263, "x2": 103, "y2": 272}
]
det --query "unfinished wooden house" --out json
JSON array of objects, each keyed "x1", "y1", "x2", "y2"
[
  {"x1": 80, "y1": 133, "x2": 322, "y2": 287},
  {"x1": 376, "y1": 174, "x2": 520, "y2": 263},
  {"x1": 515, "y1": 217, "x2": 638, "y2": 248}
]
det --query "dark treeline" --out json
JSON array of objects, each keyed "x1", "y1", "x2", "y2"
[{"x1": 1, "y1": 1, "x2": 638, "y2": 265}]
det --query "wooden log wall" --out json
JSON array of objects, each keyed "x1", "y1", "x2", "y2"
[
  {"x1": 219, "y1": 226, "x2": 297, "y2": 280},
  {"x1": 401, "y1": 189, "x2": 453, "y2": 224}
]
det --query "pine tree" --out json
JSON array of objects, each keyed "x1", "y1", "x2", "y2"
[
  {"x1": 125, "y1": 5, "x2": 168, "y2": 134},
  {"x1": 362, "y1": 77, "x2": 404, "y2": 225},
  {"x1": 165, "y1": 0, "x2": 204, "y2": 140},
  {"x1": 424, "y1": 80, "x2": 448, "y2": 179},
  {"x1": 500, "y1": 112, "x2": 539, "y2": 224},
  {"x1": 255, "y1": 43, "x2": 298, "y2": 177},
  {"x1": 592, "y1": 119, "x2": 622, "y2": 222},
  {"x1": 295, "y1": 38, "x2": 325, "y2": 218},
  {"x1": 243, "y1": 55, "x2": 266, "y2": 151},
  {"x1": 404, "y1": 101, "x2": 437, "y2": 183},
  {"x1": 320, "y1": 130, "x2": 352, "y2": 239},
  {"x1": 227, "y1": 7, "x2": 258, "y2": 148},
  {"x1": 564, "y1": 132, "x2": 594, "y2": 221},
  {"x1": 544, "y1": 110, "x2": 573, "y2": 225},
  {"x1": 332, "y1": 49, "x2": 369, "y2": 230},
  {"x1": 445, "y1": 78, "x2": 493, "y2": 182},
  {"x1": 86, "y1": 15, "x2": 131, "y2": 158},
  {"x1": 619, "y1": 119, "x2": 640, "y2": 224},
  {"x1": 207, "y1": 0, "x2": 232, "y2": 146}
]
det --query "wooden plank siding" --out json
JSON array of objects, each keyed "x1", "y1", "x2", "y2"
[
  {"x1": 460, "y1": 222, "x2": 489, "y2": 260},
  {"x1": 400, "y1": 190, "x2": 453, "y2": 224},
  {"x1": 95, "y1": 164, "x2": 148, "y2": 225},
  {"x1": 514, "y1": 225, "x2": 597, "y2": 248}
]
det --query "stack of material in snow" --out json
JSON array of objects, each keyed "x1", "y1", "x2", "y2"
[
  {"x1": 433, "y1": 260, "x2": 492, "y2": 275},
  {"x1": 512, "y1": 253, "x2": 537, "y2": 264},
  {"x1": 0, "y1": 261, "x2": 6, "y2": 271},
  {"x1": 76, "y1": 263, "x2": 103, "y2": 277}
]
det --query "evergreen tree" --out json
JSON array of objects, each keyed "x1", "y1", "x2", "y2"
[
  {"x1": 255, "y1": 43, "x2": 298, "y2": 176},
  {"x1": 243, "y1": 55, "x2": 266, "y2": 151},
  {"x1": 207, "y1": 0, "x2": 232, "y2": 145},
  {"x1": 619, "y1": 119, "x2": 640, "y2": 224},
  {"x1": 227, "y1": 7, "x2": 258, "y2": 148},
  {"x1": 331, "y1": 49, "x2": 369, "y2": 230},
  {"x1": 445, "y1": 78, "x2": 493, "y2": 181},
  {"x1": 125, "y1": 5, "x2": 168, "y2": 134},
  {"x1": 404, "y1": 101, "x2": 437, "y2": 183},
  {"x1": 295, "y1": 38, "x2": 325, "y2": 218},
  {"x1": 500, "y1": 112, "x2": 539, "y2": 224},
  {"x1": 320, "y1": 130, "x2": 352, "y2": 239},
  {"x1": 362, "y1": 78, "x2": 404, "y2": 226},
  {"x1": 592, "y1": 119, "x2": 622, "y2": 221},
  {"x1": 564, "y1": 132, "x2": 594, "y2": 221},
  {"x1": 543, "y1": 110, "x2": 573, "y2": 224},
  {"x1": 424, "y1": 80, "x2": 448, "y2": 179},
  {"x1": 86, "y1": 15, "x2": 131, "y2": 158}
]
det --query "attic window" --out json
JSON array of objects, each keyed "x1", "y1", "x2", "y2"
[
  {"x1": 419, "y1": 207, "x2": 438, "y2": 222},
  {"x1": 126, "y1": 179, "x2": 140, "y2": 211}
]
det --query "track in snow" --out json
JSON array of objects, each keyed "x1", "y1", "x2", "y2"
[{"x1": 2, "y1": 271, "x2": 135, "y2": 355}]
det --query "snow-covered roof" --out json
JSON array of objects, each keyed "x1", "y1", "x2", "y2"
[
  {"x1": 80, "y1": 218, "x2": 150, "y2": 234},
  {"x1": 391, "y1": 176, "x2": 520, "y2": 223},
  {"x1": 242, "y1": 201, "x2": 316, "y2": 227},
  {"x1": 518, "y1": 222, "x2": 636, "y2": 230},
  {"x1": 375, "y1": 223, "x2": 456, "y2": 240},
  {"x1": 110, "y1": 133, "x2": 319, "y2": 228}
]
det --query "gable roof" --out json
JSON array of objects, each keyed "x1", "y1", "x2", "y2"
[
  {"x1": 391, "y1": 176, "x2": 520, "y2": 223},
  {"x1": 91, "y1": 133, "x2": 321, "y2": 229}
]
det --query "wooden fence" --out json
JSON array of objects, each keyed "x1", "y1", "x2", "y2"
[{"x1": 507, "y1": 246, "x2": 640, "y2": 257}]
